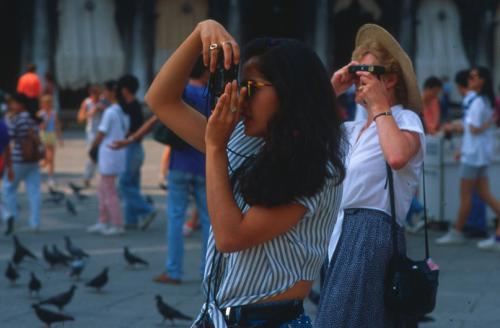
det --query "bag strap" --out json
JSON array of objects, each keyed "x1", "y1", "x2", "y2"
[
  {"x1": 386, "y1": 162, "x2": 431, "y2": 260},
  {"x1": 422, "y1": 162, "x2": 430, "y2": 259},
  {"x1": 385, "y1": 163, "x2": 399, "y2": 257}
]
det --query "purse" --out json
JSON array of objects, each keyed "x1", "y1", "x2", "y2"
[
  {"x1": 152, "y1": 121, "x2": 189, "y2": 149},
  {"x1": 384, "y1": 163, "x2": 439, "y2": 317}
]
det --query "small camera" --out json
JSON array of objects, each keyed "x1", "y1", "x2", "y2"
[
  {"x1": 208, "y1": 50, "x2": 239, "y2": 109},
  {"x1": 348, "y1": 65, "x2": 386, "y2": 75}
]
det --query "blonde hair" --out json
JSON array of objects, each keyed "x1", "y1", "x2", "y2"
[{"x1": 352, "y1": 40, "x2": 408, "y2": 107}]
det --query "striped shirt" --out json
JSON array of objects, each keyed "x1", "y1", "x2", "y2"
[
  {"x1": 7, "y1": 111, "x2": 39, "y2": 163},
  {"x1": 193, "y1": 122, "x2": 343, "y2": 328}
]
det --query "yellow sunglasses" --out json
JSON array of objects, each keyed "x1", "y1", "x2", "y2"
[{"x1": 241, "y1": 80, "x2": 273, "y2": 98}]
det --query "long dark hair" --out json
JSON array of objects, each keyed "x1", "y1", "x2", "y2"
[
  {"x1": 233, "y1": 38, "x2": 346, "y2": 207},
  {"x1": 473, "y1": 66, "x2": 495, "y2": 106}
]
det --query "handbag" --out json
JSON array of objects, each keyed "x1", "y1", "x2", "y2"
[
  {"x1": 152, "y1": 121, "x2": 189, "y2": 149},
  {"x1": 88, "y1": 144, "x2": 98, "y2": 163},
  {"x1": 21, "y1": 128, "x2": 45, "y2": 162},
  {"x1": 384, "y1": 163, "x2": 439, "y2": 316}
]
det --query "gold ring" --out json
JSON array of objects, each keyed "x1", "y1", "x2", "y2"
[
  {"x1": 222, "y1": 41, "x2": 232, "y2": 47},
  {"x1": 209, "y1": 43, "x2": 218, "y2": 50}
]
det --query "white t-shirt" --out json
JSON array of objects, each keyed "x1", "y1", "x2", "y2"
[
  {"x1": 328, "y1": 105, "x2": 425, "y2": 259},
  {"x1": 97, "y1": 104, "x2": 130, "y2": 175},
  {"x1": 460, "y1": 91, "x2": 494, "y2": 166}
]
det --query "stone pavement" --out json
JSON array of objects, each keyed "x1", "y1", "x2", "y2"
[{"x1": 1, "y1": 131, "x2": 499, "y2": 327}]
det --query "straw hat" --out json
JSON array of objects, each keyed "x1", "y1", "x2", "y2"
[{"x1": 354, "y1": 24, "x2": 422, "y2": 113}]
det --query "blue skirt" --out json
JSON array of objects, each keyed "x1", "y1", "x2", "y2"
[{"x1": 314, "y1": 208, "x2": 406, "y2": 328}]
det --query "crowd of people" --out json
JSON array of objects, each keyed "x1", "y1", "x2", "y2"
[{"x1": 0, "y1": 18, "x2": 499, "y2": 328}]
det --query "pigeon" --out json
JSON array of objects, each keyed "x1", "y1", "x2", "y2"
[
  {"x1": 68, "y1": 182, "x2": 84, "y2": 193},
  {"x1": 85, "y1": 267, "x2": 108, "y2": 291},
  {"x1": 155, "y1": 295, "x2": 193, "y2": 324},
  {"x1": 145, "y1": 195, "x2": 154, "y2": 206},
  {"x1": 32, "y1": 304, "x2": 74, "y2": 327},
  {"x1": 51, "y1": 245, "x2": 71, "y2": 266},
  {"x1": 12, "y1": 235, "x2": 37, "y2": 265},
  {"x1": 29, "y1": 272, "x2": 42, "y2": 296},
  {"x1": 124, "y1": 247, "x2": 149, "y2": 267},
  {"x1": 65, "y1": 199, "x2": 77, "y2": 215},
  {"x1": 39, "y1": 285, "x2": 77, "y2": 311},
  {"x1": 5, "y1": 262, "x2": 19, "y2": 285},
  {"x1": 68, "y1": 182, "x2": 88, "y2": 201},
  {"x1": 64, "y1": 236, "x2": 89, "y2": 258},
  {"x1": 48, "y1": 186, "x2": 65, "y2": 199},
  {"x1": 69, "y1": 258, "x2": 85, "y2": 281},
  {"x1": 43, "y1": 245, "x2": 59, "y2": 268},
  {"x1": 44, "y1": 192, "x2": 65, "y2": 204}
]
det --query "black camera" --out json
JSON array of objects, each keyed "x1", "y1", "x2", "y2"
[
  {"x1": 208, "y1": 51, "x2": 239, "y2": 109},
  {"x1": 348, "y1": 65, "x2": 386, "y2": 75}
]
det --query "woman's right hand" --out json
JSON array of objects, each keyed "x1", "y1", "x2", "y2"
[
  {"x1": 331, "y1": 61, "x2": 359, "y2": 96},
  {"x1": 197, "y1": 20, "x2": 240, "y2": 72}
]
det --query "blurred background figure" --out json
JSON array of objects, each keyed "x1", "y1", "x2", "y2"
[
  {"x1": 421, "y1": 76, "x2": 443, "y2": 135},
  {"x1": 16, "y1": 64, "x2": 42, "y2": 118},
  {"x1": 117, "y1": 74, "x2": 157, "y2": 230},
  {"x1": 87, "y1": 81, "x2": 129, "y2": 236},
  {"x1": 77, "y1": 84, "x2": 104, "y2": 188},
  {"x1": 436, "y1": 67, "x2": 500, "y2": 250},
  {"x1": 3, "y1": 93, "x2": 42, "y2": 235},
  {"x1": 153, "y1": 58, "x2": 210, "y2": 285},
  {"x1": 42, "y1": 72, "x2": 60, "y2": 113},
  {"x1": 38, "y1": 95, "x2": 63, "y2": 187}
]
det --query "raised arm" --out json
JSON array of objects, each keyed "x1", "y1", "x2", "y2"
[{"x1": 145, "y1": 20, "x2": 239, "y2": 153}]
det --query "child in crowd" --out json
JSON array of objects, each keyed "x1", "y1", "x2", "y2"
[{"x1": 39, "y1": 95, "x2": 63, "y2": 186}]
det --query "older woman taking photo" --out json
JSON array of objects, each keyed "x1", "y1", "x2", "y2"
[
  {"x1": 146, "y1": 20, "x2": 345, "y2": 328},
  {"x1": 315, "y1": 24, "x2": 425, "y2": 327}
]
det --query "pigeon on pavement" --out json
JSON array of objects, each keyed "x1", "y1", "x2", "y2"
[
  {"x1": 85, "y1": 267, "x2": 108, "y2": 291},
  {"x1": 124, "y1": 247, "x2": 149, "y2": 267},
  {"x1": 64, "y1": 236, "x2": 89, "y2": 258},
  {"x1": 32, "y1": 304, "x2": 74, "y2": 327},
  {"x1": 51, "y1": 245, "x2": 72, "y2": 266},
  {"x1": 69, "y1": 258, "x2": 85, "y2": 281},
  {"x1": 43, "y1": 245, "x2": 59, "y2": 268},
  {"x1": 155, "y1": 295, "x2": 193, "y2": 325},
  {"x1": 65, "y1": 199, "x2": 77, "y2": 215},
  {"x1": 12, "y1": 235, "x2": 37, "y2": 265},
  {"x1": 39, "y1": 285, "x2": 77, "y2": 311},
  {"x1": 28, "y1": 272, "x2": 42, "y2": 296},
  {"x1": 5, "y1": 262, "x2": 19, "y2": 285}
]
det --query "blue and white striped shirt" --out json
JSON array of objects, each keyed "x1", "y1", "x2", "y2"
[
  {"x1": 193, "y1": 122, "x2": 343, "y2": 328},
  {"x1": 7, "y1": 111, "x2": 39, "y2": 163}
]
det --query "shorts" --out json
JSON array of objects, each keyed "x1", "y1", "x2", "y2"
[
  {"x1": 460, "y1": 163, "x2": 488, "y2": 180},
  {"x1": 40, "y1": 132, "x2": 57, "y2": 146}
]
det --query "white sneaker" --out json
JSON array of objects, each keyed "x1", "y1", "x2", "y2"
[
  {"x1": 477, "y1": 237, "x2": 500, "y2": 251},
  {"x1": 101, "y1": 226, "x2": 125, "y2": 236},
  {"x1": 435, "y1": 229, "x2": 466, "y2": 245},
  {"x1": 87, "y1": 223, "x2": 108, "y2": 234}
]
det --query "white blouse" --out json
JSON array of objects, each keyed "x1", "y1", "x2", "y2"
[{"x1": 328, "y1": 105, "x2": 425, "y2": 259}]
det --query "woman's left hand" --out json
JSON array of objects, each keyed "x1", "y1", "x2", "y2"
[
  {"x1": 205, "y1": 80, "x2": 244, "y2": 150},
  {"x1": 355, "y1": 71, "x2": 391, "y2": 115}
]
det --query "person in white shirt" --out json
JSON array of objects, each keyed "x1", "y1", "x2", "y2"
[
  {"x1": 436, "y1": 67, "x2": 500, "y2": 250},
  {"x1": 87, "y1": 81, "x2": 130, "y2": 236},
  {"x1": 315, "y1": 24, "x2": 425, "y2": 328}
]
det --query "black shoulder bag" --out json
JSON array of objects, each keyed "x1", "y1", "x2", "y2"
[{"x1": 385, "y1": 163, "x2": 439, "y2": 316}]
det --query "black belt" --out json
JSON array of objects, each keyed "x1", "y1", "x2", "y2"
[{"x1": 222, "y1": 300, "x2": 304, "y2": 327}]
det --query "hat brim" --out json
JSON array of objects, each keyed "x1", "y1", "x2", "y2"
[{"x1": 354, "y1": 24, "x2": 422, "y2": 113}]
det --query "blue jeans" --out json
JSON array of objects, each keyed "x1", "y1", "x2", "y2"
[
  {"x1": 405, "y1": 196, "x2": 423, "y2": 225},
  {"x1": 3, "y1": 163, "x2": 41, "y2": 228},
  {"x1": 118, "y1": 142, "x2": 154, "y2": 225},
  {"x1": 166, "y1": 170, "x2": 210, "y2": 280}
]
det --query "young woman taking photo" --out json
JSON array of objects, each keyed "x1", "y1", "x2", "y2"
[{"x1": 146, "y1": 20, "x2": 345, "y2": 328}]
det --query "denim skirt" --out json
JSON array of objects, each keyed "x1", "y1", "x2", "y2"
[{"x1": 314, "y1": 208, "x2": 406, "y2": 328}]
